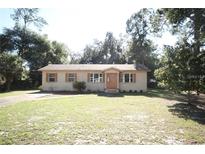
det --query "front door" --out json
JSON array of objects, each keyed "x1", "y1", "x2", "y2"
[{"x1": 106, "y1": 73, "x2": 117, "y2": 89}]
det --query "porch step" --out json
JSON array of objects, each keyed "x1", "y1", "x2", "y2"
[{"x1": 106, "y1": 89, "x2": 118, "y2": 93}]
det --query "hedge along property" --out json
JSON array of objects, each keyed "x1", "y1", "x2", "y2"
[{"x1": 38, "y1": 64, "x2": 150, "y2": 92}]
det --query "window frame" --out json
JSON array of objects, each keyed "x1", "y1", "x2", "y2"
[
  {"x1": 123, "y1": 73, "x2": 135, "y2": 83},
  {"x1": 130, "y1": 74, "x2": 134, "y2": 83},
  {"x1": 66, "y1": 73, "x2": 77, "y2": 82},
  {"x1": 47, "y1": 73, "x2": 57, "y2": 82},
  {"x1": 99, "y1": 73, "x2": 103, "y2": 82},
  {"x1": 124, "y1": 73, "x2": 130, "y2": 83},
  {"x1": 94, "y1": 73, "x2": 99, "y2": 82},
  {"x1": 89, "y1": 73, "x2": 103, "y2": 83}
]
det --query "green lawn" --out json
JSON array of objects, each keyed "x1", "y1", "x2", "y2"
[{"x1": 0, "y1": 90, "x2": 204, "y2": 144}]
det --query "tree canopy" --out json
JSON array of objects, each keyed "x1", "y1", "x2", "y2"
[
  {"x1": 154, "y1": 8, "x2": 205, "y2": 95},
  {"x1": 78, "y1": 32, "x2": 126, "y2": 64},
  {"x1": 126, "y1": 9, "x2": 159, "y2": 84},
  {"x1": 0, "y1": 53, "x2": 23, "y2": 91},
  {"x1": 0, "y1": 8, "x2": 204, "y2": 95},
  {"x1": 11, "y1": 8, "x2": 47, "y2": 30},
  {"x1": 0, "y1": 9, "x2": 69, "y2": 91}
]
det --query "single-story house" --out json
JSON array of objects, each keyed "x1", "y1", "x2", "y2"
[{"x1": 38, "y1": 64, "x2": 150, "y2": 92}]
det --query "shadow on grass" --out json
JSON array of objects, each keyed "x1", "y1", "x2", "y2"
[
  {"x1": 28, "y1": 89, "x2": 203, "y2": 102},
  {"x1": 146, "y1": 89, "x2": 205, "y2": 124},
  {"x1": 97, "y1": 89, "x2": 205, "y2": 125},
  {"x1": 168, "y1": 103, "x2": 205, "y2": 124},
  {"x1": 97, "y1": 92, "x2": 124, "y2": 97},
  {"x1": 144, "y1": 89, "x2": 187, "y2": 102},
  {"x1": 30, "y1": 91, "x2": 125, "y2": 97}
]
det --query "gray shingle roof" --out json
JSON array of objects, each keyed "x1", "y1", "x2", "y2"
[{"x1": 38, "y1": 64, "x2": 150, "y2": 71}]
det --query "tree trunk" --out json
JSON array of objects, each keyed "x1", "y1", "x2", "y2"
[
  {"x1": 193, "y1": 9, "x2": 201, "y2": 96},
  {"x1": 5, "y1": 79, "x2": 12, "y2": 91},
  {"x1": 193, "y1": 9, "x2": 201, "y2": 55},
  {"x1": 4, "y1": 75, "x2": 14, "y2": 92},
  {"x1": 187, "y1": 90, "x2": 191, "y2": 104},
  {"x1": 187, "y1": 78, "x2": 192, "y2": 104},
  {"x1": 196, "y1": 79, "x2": 200, "y2": 95}
]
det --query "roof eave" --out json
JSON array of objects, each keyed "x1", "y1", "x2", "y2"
[{"x1": 38, "y1": 69, "x2": 150, "y2": 72}]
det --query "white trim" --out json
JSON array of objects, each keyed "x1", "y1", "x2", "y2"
[
  {"x1": 123, "y1": 73, "x2": 134, "y2": 83},
  {"x1": 89, "y1": 73, "x2": 103, "y2": 83}
]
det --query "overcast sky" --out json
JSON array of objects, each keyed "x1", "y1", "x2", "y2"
[{"x1": 0, "y1": 1, "x2": 178, "y2": 53}]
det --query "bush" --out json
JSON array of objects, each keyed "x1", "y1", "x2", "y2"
[
  {"x1": 73, "y1": 81, "x2": 86, "y2": 92},
  {"x1": 148, "y1": 81, "x2": 158, "y2": 88},
  {"x1": 11, "y1": 79, "x2": 33, "y2": 90},
  {"x1": 38, "y1": 85, "x2": 42, "y2": 91}
]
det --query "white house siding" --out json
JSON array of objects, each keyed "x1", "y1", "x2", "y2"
[
  {"x1": 42, "y1": 70, "x2": 147, "y2": 92},
  {"x1": 119, "y1": 71, "x2": 147, "y2": 92},
  {"x1": 42, "y1": 71, "x2": 104, "y2": 91}
]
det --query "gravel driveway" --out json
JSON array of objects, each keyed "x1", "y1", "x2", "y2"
[{"x1": 0, "y1": 92, "x2": 55, "y2": 106}]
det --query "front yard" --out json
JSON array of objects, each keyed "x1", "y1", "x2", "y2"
[{"x1": 0, "y1": 90, "x2": 204, "y2": 144}]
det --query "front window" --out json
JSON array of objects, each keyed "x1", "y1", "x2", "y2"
[
  {"x1": 130, "y1": 74, "x2": 134, "y2": 82},
  {"x1": 123, "y1": 73, "x2": 135, "y2": 83},
  {"x1": 48, "y1": 73, "x2": 57, "y2": 82},
  {"x1": 66, "y1": 73, "x2": 77, "y2": 82},
  {"x1": 94, "y1": 73, "x2": 99, "y2": 82},
  {"x1": 90, "y1": 73, "x2": 94, "y2": 82},
  {"x1": 99, "y1": 74, "x2": 103, "y2": 82},
  {"x1": 124, "y1": 74, "x2": 129, "y2": 83},
  {"x1": 89, "y1": 73, "x2": 103, "y2": 83}
]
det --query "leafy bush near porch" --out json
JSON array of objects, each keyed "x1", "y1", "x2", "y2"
[{"x1": 73, "y1": 81, "x2": 86, "y2": 92}]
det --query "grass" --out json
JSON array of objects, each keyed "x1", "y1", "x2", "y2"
[{"x1": 0, "y1": 89, "x2": 204, "y2": 144}]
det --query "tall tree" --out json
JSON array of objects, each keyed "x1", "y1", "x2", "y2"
[
  {"x1": 155, "y1": 8, "x2": 205, "y2": 95},
  {"x1": 0, "y1": 53, "x2": 23, "y2": 91},
  {"x1": 0, "y1": 8, "x2": 69, "y2": 90},
  {"x1": 80, "y1": 33, "x2": 126, "y2": 64},
  {"x1": 80, "y1": 42, "x2": 102, "y2": 64},
  {"x1": 126, "y1": 9, "x2": 159, "y2": 84},
  {"x1": 22, "y1": 33, "x2": 69, "y2": 86},
  {"x1": 1, "y1": 26, "x2": 33, "y2": 56},
  {"x1": 11, "y1": 8, "x2": 47, "y2": 30},
  {"x1": 101, "y1": 32, "x2": 122, "y2": 63},
  {"x1": 69, "y1": 52, "x2": 82, "y2": 64},
  {"x1": 0, "y1": 28, "x2": 69, "y2": 87},
  {"x1": 9, "y1": 9, "x2": 47, "y2": 56}
]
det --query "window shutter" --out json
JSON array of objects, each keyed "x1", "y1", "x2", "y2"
[
  {"x1": 55, "y1": 73, "x2": 58, "y2": 82},
  {"x1": 46, "y1": 73, "x2": 48, "y2": 82},
  {"x1": 133, "y1": 73, "x2": 136, "y2": 83},
  {"x1": 103, "y1": 73, "x2": 105, "y2": 82},
  {"x1": 87, "y1": 73, "x2": 90, "y2": 82},
  {"x1": 119, "y1": 73, "x2": 123, "y2": 82},
  {"x1": 75, "y1": 73, "x2": 77, "y2": 81},
  {"x1": 65, "y1": 73, "x2": 68, "y2": 82}
]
